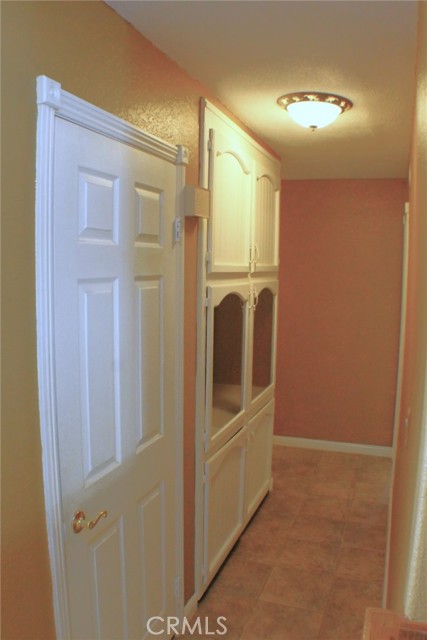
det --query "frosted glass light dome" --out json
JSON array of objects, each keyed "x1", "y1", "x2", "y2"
[
  {"x1": 287, "y1": 101, "x2": 342, "y2": 129},
  {"x1": 277, "y1": 92, "x2": 353, "y2": 131}
]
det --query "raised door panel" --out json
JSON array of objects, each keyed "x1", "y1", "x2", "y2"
[
  {"x1": 207, "y1": 127, "x2": 252, "y2": 273},
  {"x1": 252, "y1": 157, "x2": 280, "y2": 273},
  {"x1": 244, "y1": 400, "x2": 274, "y2": 521},
  {"x1": 203, "y1": 427, "x2": 247, "y2": 587}
]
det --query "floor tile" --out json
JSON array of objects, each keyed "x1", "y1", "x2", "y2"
[
  {"x1": 251, "y1": 491, "x2": 301, "y2": 523},
  {"x1": 314, "y1": 458, "x2": 358, "y2": 484},
  {"x1": 260, "y1": 566, "x2": 334, "y2": 611},
  {"x1": 194, "y1": 447, "x2": 392, "y2": 640},
  {"x1": 343, "y1": 519, "x2": 387, "y2": 550},
  {"x1": 240, "y1": 600, "x2": 323, "y2": 640},
  {"x1": 348, "y1": 498, "x2": 389, "y2": 527},
  {"x1": 326, "y1": 576, "x2": 383, "y2": 613},
  {"x1": 178, "y1": 618, "x2": 229, "y2": 639},
  {"x1": 235, "y1": 529, "x2": 289, "y2": 566},
  {"x1": 272, "y1": 445, "x2": 322, "y2": 465},
  {"x1": 357, "y1": 455, "x2": 391, "y2": 474},
  {"x1": 270, "y1": 473, "x2": 315, "y2": 499},
  {"x1": 335, "y1": 546, "x2": 386, "y2": 583},
  {"x1": 209, "y1": 555, "x2": 272, "y2": 599},
  {"x1": 353, "y1": 480, "x2": 390, "y2": 504},
  {"x1": 317, "y1": 606, "x2": 366, "y2": 640},
  {"x1": 318, "y1": 451, "x2": 361, "y2": 471},
  {"x1": 299, "y1": 494, "x2": 352, "y2": 521},
  {"x1": 309, "y1": 475, "x2": 355, "y2": 500},
  {"x1": 197, "y1": 592, "x2": 256, "y2": 639},
  {"x1": 288, "y1": 513, "x2": 345, "y2": 544},
  {"x1": 279, "y1": 538, "x2": 341, "y2": 573},
  {"x1": 272, "y1": 454, "x2": 318, "y2": 478},
  {"x1": 245, "y1": 496, "x2": 302, "y2": 537}
]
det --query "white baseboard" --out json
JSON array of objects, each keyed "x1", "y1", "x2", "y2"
[
  {"x1": 273, "y1": 435, "x2": 392, "y2": 458},
  {"x1": 184, "y1": 593, "x2": 198, "y2": 621}
]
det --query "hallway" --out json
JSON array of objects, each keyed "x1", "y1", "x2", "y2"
[{"x1": 195, "y1": 446, "x2": 391, "y2": 640}]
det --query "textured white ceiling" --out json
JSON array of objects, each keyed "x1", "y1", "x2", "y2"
[{"x1": 106, "y1": 0, "x2": 419, "y2": 179}]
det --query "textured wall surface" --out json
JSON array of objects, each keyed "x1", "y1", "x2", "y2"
[
  {"x1": 1, "y1": 2, "x2": 275, "y2": 637},
  {"x1": 387, "y1": 2, "x2": 427, "y2": 619},
  {"x1": 1, "y1": 1, "x2": 199, "y2": 634},
  {"x1": 275, "y1": 178, "x2": 407, "y2": 446}
]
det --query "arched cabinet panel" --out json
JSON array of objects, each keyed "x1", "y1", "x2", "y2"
[
  {"x1": 207, "y1": 129, "x2": 252, "y2": 273},
  {"x1": 252, "y1": 161, "x2": 280, "y2": 272}
]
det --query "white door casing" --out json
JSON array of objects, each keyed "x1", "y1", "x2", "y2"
[{"x1": 35, "y1": 76, "x2": 187, "y2": 639}]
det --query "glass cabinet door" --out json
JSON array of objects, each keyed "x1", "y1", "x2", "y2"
[
  {"x1": 251, "y1": 286, "x2": 276, "y2": 405},
  {"x1": 212, "y1": 293, "x2": 244, "y2": 432},
  {"x1": 205, "y1": 284, "x2": 248, "y2": 449}
]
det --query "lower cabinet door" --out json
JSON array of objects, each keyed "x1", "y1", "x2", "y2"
[
  {"x1": 245, "y1": 399, "x2": 274, "y2": 521},
  {"x1": 203, "y1": 427, "x2": 247, "y2": 587}
]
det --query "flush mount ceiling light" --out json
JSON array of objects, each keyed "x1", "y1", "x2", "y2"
[{"x1": 277, "y1": 92, "x2": 353, "y2": 131}]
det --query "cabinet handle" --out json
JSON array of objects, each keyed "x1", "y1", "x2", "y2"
[
  {"x1": 252, "y1": 287, "x2": 259, "y2": 310},
  {"x1": 249, "y1": 244, "x2": 259, "y2": 272}
]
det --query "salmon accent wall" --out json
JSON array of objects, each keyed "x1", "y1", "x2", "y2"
[
  {"x1": 387, "y1": 2, "x2": 427, "y2": 618},
  {"x1": 1, "y1": 2, "x2": 277, "y2": 637},
  {"x1": 275, "y1": 179, "x2": 408, "y2": 446}
]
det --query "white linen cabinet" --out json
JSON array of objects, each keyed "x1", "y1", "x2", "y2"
[{"x1": 195, "y1": 100, "x2": 280, "y2": 596}]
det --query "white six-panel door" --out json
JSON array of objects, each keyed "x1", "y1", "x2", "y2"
[{"x1": 51, "y1": 115, "x2": 181, "y2": 639}]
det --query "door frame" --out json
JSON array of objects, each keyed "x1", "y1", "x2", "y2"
[
  {"x1": 383, "y1": 201, "x2": 410, "y2": 606},
  {"x1": 391, "y1": 202, "x2": 410, "y2": 456},
  {"x1": 35, "y1": 75, "x2": 187, "y2": 637}
]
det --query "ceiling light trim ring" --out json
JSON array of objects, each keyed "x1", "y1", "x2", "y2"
[{"x1": 277, "y1": 92, "x2": 353, "y2": 112}]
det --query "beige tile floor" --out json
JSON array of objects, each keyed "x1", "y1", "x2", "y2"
[{"x1": 194, "y1": 445, "x2": 392, "y2": 640}]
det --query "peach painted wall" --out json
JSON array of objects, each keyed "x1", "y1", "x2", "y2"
[
  {"x1": 275, "y1": 179, "x2": 407, "y2": 446},
  {"x1": 387, "y1": 2, "x2": 427, "y2": 618},
  {"x1": 1, "y1": 2, "x2": 276, "y2": 637}
]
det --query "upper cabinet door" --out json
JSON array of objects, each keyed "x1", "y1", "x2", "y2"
[
  {"x1": 251, "y1": 155, "x2": 280, "y2": 273},
  {"x1": 201, "y1": 101, "x2": 280, "y2": 276},
  {"x1": 207, "y1": 127, "x2": 252, "y2": 273}
]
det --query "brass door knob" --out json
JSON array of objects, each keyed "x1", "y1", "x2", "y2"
[{"x1": 72, "y1": 509, "x2": 108, "y2": 533}]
